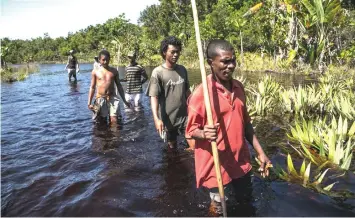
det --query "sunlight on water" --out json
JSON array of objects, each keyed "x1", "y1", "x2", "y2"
[{"x1": 1, "y1": 64, "x2": 354, "y2": 216}]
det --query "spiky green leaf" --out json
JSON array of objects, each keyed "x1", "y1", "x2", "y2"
[
  {"x1": 287, "y1": 154, "x2": 299, "y2": 177},
  {"x1": 303, "y1": 162, "x2": 311, "y2": 186},
  {"x1": 323, "y1": 182, "x2": 337, "y2": 191}
]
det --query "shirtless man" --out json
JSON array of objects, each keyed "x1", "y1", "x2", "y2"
[{"x1": 87, "y1": 50, "x2": 130, "y2": 125}]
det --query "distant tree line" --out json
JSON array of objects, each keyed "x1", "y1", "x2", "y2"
[{"x1": 1, "y1": 0, "x2": 354, "y2": 68}]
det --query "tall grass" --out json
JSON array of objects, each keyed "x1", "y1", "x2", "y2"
[{"x1": 1, "y1": 64, "x2": 39, "y2": 82}]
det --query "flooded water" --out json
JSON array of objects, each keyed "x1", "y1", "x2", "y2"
[{"x1": 1, "y1": 64, "x2": 354, "y2": 216}]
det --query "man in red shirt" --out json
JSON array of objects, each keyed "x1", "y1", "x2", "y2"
[{"x1": 186, "y1": 39, "x2": 271, "y2": 215}]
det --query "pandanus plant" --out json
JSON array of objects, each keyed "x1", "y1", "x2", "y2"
[
  {"x1": 329, "y1": 95, "x2": 355, "y2": 120},
  {"x1": 317, "y1": 73, "x2": 355, "y2": 120},
  {"x1": 274, "y1": 154, "x2": 336, "y2": 191},
  {"x1": 287, "y1": 116, "x2": 355, "y2": 170},
  {"x1": 280, "y1": 84, "x2": 323, "y2": 117},
  {"x1": 246, "y1": 75, "x2": 280, "y2": 117}
]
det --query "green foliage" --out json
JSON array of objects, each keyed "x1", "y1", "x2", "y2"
[
  {"x1": 1, "y1": 14, "x2": 139, "y2": 64},
  {"x1": 279, "y1": 84, "x2": 323, "y2": 117},
  {"x1": 242, "y1": 69, "x2": 354, "y2": 171},
  {"x1": 274, "y1": 154, "x2": 336, "y2": 192},
  {"x1": 1, "y1": 64, "x2": 39, "y2": 82},
  {"x1": 287, "y1": 115, "x2": 354, "y2": 170},
  {"x1": 278, "y1": 71, "x2": 354, "y2": 118},
  {"x1": 246, "y1": 75, "x2": 281, "y2": 117},
  {"x1": 1, "y1": 0, "x2": 355, "y2": 72}
]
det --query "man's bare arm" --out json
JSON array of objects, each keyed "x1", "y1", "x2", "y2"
[
  {"x1": 151, "y1": 96, "x2": 160, "y2": 121},
  {"x1": 113, "y1": 69, "x2": 130, "y2": 107},
  {"x1": 245, "y1": 122, "x2": 272, "y2": 177},
  {"x1": 245, "y1": 122, "x2": 264, "y2": 153},
  {"x1": 141, "y1": 70, "x2": 148, "y2": 84},
  {"x1": 88, "y1": 70, "x2": 96, "y2": 108},
  {"x1": 64, "y1": 57, "x2": 69, "y2": 70},
  {"x1": 191, "y1": 123, "x2": 219, "y2": 141},
  {"x1": 151, "y1": 96, "x2": 164, "y2": 135}
]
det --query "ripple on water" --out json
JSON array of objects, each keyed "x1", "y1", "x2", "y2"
[{"x1": 1, "y1": 64, "x2": 355, "y2": 217}]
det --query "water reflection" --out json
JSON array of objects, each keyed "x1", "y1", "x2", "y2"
[
  {"x1": 1, "y1": 64, "x2": 354, "y2": 217},
  {"x1": 91, "y1": 124, "x2": 121, "y2": 152},
  {"x1": 68, "y1": 81, "x2": 79, "y2": 93}
]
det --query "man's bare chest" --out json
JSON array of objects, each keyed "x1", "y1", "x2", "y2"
[{"x1": 96, "y1": 71, "x2": 114, "y2": 83}]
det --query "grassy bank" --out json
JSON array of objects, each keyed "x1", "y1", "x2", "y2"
[
  {"x1": 1, "y1": 64, "x2": 40, "y2": 82},
  {"x1": 6, "y1": 51, "x2": 355, "y2": 78},
  {"x1": 179, "y1": 52, "x2": 355, "y2": 75},
  {"x1": 240, "y1": 73, "x2": 354, "y2": 196}
]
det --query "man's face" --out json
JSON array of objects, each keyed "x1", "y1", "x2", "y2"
[
  {"x1": 99, "y1": 55, "x2": 110, "y2": 67},
  {"x1": 210, "y1": 49, "x2": 236, "y2": 82},
  {"x1": 164, "y1": 45, "x2": 181, "y2": 64}
]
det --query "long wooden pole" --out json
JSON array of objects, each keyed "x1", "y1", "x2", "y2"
[{"x1": 190, "y1": 0, "x2": 227, "y2": 216}]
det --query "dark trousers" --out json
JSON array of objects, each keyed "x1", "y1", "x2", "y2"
[{"x1": 208, "y1": 171, "x2": 255, "y2": 216}]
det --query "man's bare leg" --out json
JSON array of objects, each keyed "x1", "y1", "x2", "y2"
[
  {"x1": 110, "y1": 116, "x2": 118, "y2": 126},
  {"x1": 168, "y1": 140, "x2": 177, "y2": 149},
  {"x1": 95, "y1": 116, "x2": 108, "y2": 125}
]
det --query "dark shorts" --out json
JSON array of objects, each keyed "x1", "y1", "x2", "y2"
[
  {"x1": 165, "y1": 120, "x2": 189, "y2": 142},
  {"x1": 209, "y1": 171, "x2": 253, "y2": 202},
  {"x1": 68, "y1": 69, "x2": 76, "y2": 77},
  {"x1": 166, "y1": 126, "x2": 184, "y2": 142},
  {"x1": 208, "y1": 171, "x2": 255, "y2": 216}
]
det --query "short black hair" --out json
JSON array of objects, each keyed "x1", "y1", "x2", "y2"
[
  {"x1": 160, "y1": 36, "x2": 182, "y2": 59},
  {"x1": 99, "y1": 50, "x2": 110, "y2": 59},
  {"x1": 206, "y1": 39, "x2": 234, "y2": 59}
]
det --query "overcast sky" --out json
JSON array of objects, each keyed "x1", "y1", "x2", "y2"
[{"x1": 1, "y1": 0, "x2": 159, "y2": 40}]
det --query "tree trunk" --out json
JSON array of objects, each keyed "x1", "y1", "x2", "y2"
[{"x1": 0, "y1": 58, "x2": 5, "y2": 69}]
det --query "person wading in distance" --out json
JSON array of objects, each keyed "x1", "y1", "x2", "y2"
[
  {"x1": 88, "y1": 50, "x2": 131, "y2": 126},
  {"x1": 64, "y1": 50, "x2": 80, "y2": 82},
  {"x1": 121, "y1": 51, "x2": 148, "y2": 112}
]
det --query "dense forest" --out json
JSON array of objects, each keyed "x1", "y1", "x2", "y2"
[{"x1": 1, "y1": 0, "x2": 355, "y2": 72}]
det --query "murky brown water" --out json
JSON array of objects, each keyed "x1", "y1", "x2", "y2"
[{"x1": 1, "y1": 64, "x2": 354, "y2": 216}]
